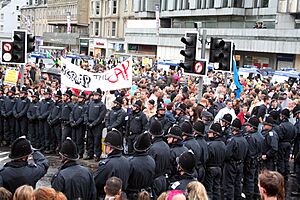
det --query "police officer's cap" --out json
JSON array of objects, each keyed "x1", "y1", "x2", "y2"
[
  {"x1": 263, "y1": 116, "x2": 275, "y2": 126},
  {"x1": 221, "y1": 114, "x2": 232, "y2": 124},
  {"x1": 166, "y1": 125, "x2": 182, "y2": 140},
  {"x1": 103, "y1": 129, "x2": 123, "y2": 151},
  {"x1": 134, "y1": 132, "x2": 151, "y2": 152},
  {"x1": 208, "y1": 123, "x2": 222, "y2": 136},
  {"x1": 175, "y1": 103, "x2": 187, "y2": 112},
  {"x1": 133, "y1": 100, "x2": 143, "y2": 109},
  {"x1": 244, "y1": 117, "x2": 259, "y2": 129},
  {"x1": 63, "y1": 89, "x2": 73, "y2": 97},
  {"x1": 201, "y1": 111, "x2": 213, "y2": 119},
  {"x1": 176, "y1": 150, "x2": 196, "y2": 174},
  {"x1": 78, "y1": 91, "x2": 86, "y2": 98},
  {"x1": 269, "y1": 110, "x2": 279, "y2": 120},
  {"x1": 157, "y1": 102, "x2": 166, "y2": 111},
  {"x1": 9, "y1": 136, "x2": 33, "y2": 160},
  {"x1": 8, "y1": 86, "x2": 16, "y2": 93},
  {"x1": 31, "y1": 90, "x2": 39, "y2": 97},
  {"x1": 93, "y1": 88, "x2": 102, "y2": 95},
  {"x1": 20, "y1": 87, "x2": 27, "y2": 93},
  {"x1": 280, "y1": 108, "x2": 290, "y2": 119},
  {"x1": 193, "y1": 121, "x2": 205, "y2": 135},
  {"x1": 181, "y1": 121, "x2": 193, "y2": 136},
  {"x1": 59, "y1": 137, "x2": 79, "y2": 160},
  {"x1": 54, "y1": 90, "x2": 62, "y2": 97},
  {"x1": 231, "y1": 118, "x2": 242, "y2": 130},
  {"x1": 114, "y1": 96, "x2": 123, "y2": 105},
  {"x1": 44, "y1": 87, "x2": 52, "y2": 94},
  {"x1": 293, "y1": 105, "x2": 300, "y2": 117},
  {"x1": 149, "y1": 120, "x2": 163, "y2": 136}
]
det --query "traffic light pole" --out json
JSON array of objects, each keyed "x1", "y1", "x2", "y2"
[
  {"x1": 197, "y1": 29, "x2": 207, "y2": 101},
  {"x1": 20, "y1": 64, "x2": 25, "y2": 87}
]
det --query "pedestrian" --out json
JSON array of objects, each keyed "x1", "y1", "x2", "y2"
[
  {"x1": 137, "y1": 191, "x2": 151, "y2": 200},
  {"x1": 103, "y1": 177, "x2": 125, "y2": 200},
  {"x1": 292, "y1": 104, "x2": 300, "y2": 196},
  {"x1": 214, "y1": 100, "x2": 236, "y2": 122},
  {"x1": 0, "y1": 187, "x2": 12, "y2": 200},
  {"x1": 13, "y1": 185, "x2": 34, "y2": 200},
  {"x1": 186, "y1": 181, "x2": 209, "y2": 200},
  {"x1": 94, "y1": 129, "x2": 130, "y2": 199},
  {"x1": 27, "y1": 91, "x2": 40, "y2": 148},
  {"x1": 33, "y1": 187, "x2": 67, "y2": 200},
  {"x1": 0, "y1": 136, "x2": 49, "y2": 193},
  {"x1": 51, "y1": 137, "x2": 96, "y2": 200},
  {"x1": 60, "y1": 90, "x2": 74, "y2": 142},
  {"x1": 127, "y1": 132, "x2": 155, "y2": 199},
  {"x1": 258, "y1": 170, "x2": 285, "y2": 200}
]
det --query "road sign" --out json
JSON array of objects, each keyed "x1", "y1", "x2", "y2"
[
  {"x1": 194, "y1": 61, "x2": 204, "y2": 73},
  {"x1": 3, "y1": 43, "x2": 12, "y2": 51},
  {"x1": 3, "y1": 53, "x2": 12, "y2": 62}
]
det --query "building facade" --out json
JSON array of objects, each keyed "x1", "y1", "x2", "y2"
[{"x1": 126, "y1": 0, "x2": 300, "y2": 70}]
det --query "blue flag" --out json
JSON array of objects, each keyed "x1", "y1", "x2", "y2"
[{"x1": 233, "y1": 57, "x2": 243, "y2": 98}]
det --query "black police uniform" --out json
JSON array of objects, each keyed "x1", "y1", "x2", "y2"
[
  {"x1": 1, "y1": 95, "x2": 16, "y2": 144},
  {"x1": 94, "y1": 150, "x2": 130, "y2": 198},
  {"x1": 27, "y1": 98, "x2": 40, "y2": 148},
  {"x1": 85, "y1": 98, "x2": 107, "y2": 158},
  {"x1": 292, "y1": 116, "x2": 300, "y2": 196},
  {"x1": 223, "y1": 132, "x2": 249, "y2": 200},
  {"x1": 52, "y1": 160, "x2": 96, "y2": 200},
  {"x1": 195, "y1": 134, "x2": 209, "y2": 181},
  {"x1": 70, "y1": 101, "x2": 86, "y2": 157},
  {"x1": 13, "y1": 96, "x2": 30, "y2": 138},
  {"x1": 149, "y1": 114, "x2": 173, "y2": 135},
  {"x1": 261, "y1": 129, "x2": 279, "y2": 171},
  {"x1": 169, "y1": 141, "x2": 188, "y2": 179},
  {"x1": 169, "y1": 173, "x2": 197, "y2": 191},
  {"x1": 61, "y1": 101, "x2": 74, "y2": 142},
  {"x1": 37, "y1": 97, "x2": 54, "y2": 150},
  {"x1": 0, "y1": 151, "x2": 49, "y2": 193},
  {"x1": 105, "y1": 105, "x2": 126, "y2": 132},
  {"x1": 47, "y1": 100, "x2": 62, "y2": 152}
]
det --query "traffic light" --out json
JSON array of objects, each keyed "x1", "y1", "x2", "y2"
[
  {"x1": 1, "y1": 41, "x2": 13, "y2": 63},
  {"x1": 12, "y1": 30, "x2": 26, "y2": 64},
  {"x1": 209, "y1": 37, "x2": 233, "y2": 72},
  {"x1": 193, "y1": 59, "x2": 207, "y2": 76},
  {"x1": 27, "y1": 34, "x2": 35, "y2": 53},
  {"x1": 179, "y1": 32, "x2": 198, "y2": 73}
]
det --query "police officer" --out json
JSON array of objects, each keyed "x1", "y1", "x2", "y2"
[
  {"x1": 243, "y1": 117, "x2": 262, "y2": 200},
  {"x1": 105, "y1": 96, "x2": 126, "y2": 132},
  {"x1": 292, "y1": 105, "x2": 300, "y2": 196},
  {"x1": 70, "y1": 92, "x2": 86, "y2": 158},
  {"x1": 181, "y1": 121, "x2": 204, "y2": 181},
  {"x1": 51, "y1": 137, "x2": 96, "y2": 200},
  {"x1": 175, "y1": 103, "x2": 189, "y2": 125},
  {"x1": 127, "y1": 132, "x2": 155, "y2": 199},
  {"x1": 149, "y1": 102, "x2": 173, "y2": 134},
  {"x1": 27, "y1": 92, "x2": 40, "y2": 148},
  {"x1": 126, "y1": 100, "x2": 148, "y2": 154},
  {"x1": 1, "y1": 87, "x2": 16, "y2": 145},
  {"x1": 193, "y1": 121, "x2": 208, "y2": 182},
  {"x1": 169, "y1": 150, "x2": 197, "y2": 190},
  {"x1": 223, "y1": 119, "x2": 249, "y2": 200},
  {"x1": 148, "y1": 120, "x2": 170, "y2": 198},
  {"x1": 166, "y1": 125, "x2": 188, "y2": 179},
  {"x1": 200, "y1": 111, "x2": 214, "y2": 136},
  {"x1": 277, "y1": 108, "x2": 296, "y2": 183},
  {"x1": 220, "y1": 113, "x2": 233, "y2": 143},
  {"x1": 204, "y1": 123, "x2": 226, "y2": 200},
  {"x1": 85, "y1": 89, "x2": 107, "y2": 161},
  {"x1": 261, "y1": 116, "x2": 279, "y2": 171},
  {"x1": 47, "y1": 90, "x2": 62, "y2": 154},
  {"x1": 60, "y1": 90, "x2": 74, "y2": 142},
  {"x1": 0, "y1": 136, "x2": 49, "y2": 193}
]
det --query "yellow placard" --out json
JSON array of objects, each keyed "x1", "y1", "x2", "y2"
[
  {"x1": 4, "y1": 69, "x2": 19, "y2": 86},
  {"x1": 142, "y1": 57, "x2": 149, "y2": 66}
]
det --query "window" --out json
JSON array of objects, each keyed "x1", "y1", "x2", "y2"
[
  {"x1": 209, "y1": 0, "x2": 214, "y2": 8},
  {"x1": 197, "y1": 0, "x2": 201, "y2": 9},
  {"x1": 261, "y1": 0, "x2": 269, "y2": 7},
  {"x1": 16, "y1": 6, "x2": 19, "y2": 10},
  {"x1": 0, "y1": 25, "x2": 3, "y2": 31},
  {"x1": 223, "y1": 0, "x2": 228, "y2": 7},
  {"x1": 112, "y1": 0, "x2": 117, "y2": 14},
  {"x1": 0, "y1": 13, "x2": 4, "y2": 20},
  {"x1": 175, "y1": 0, "x2": 178, "y2": 10},
  {"x1": 111, "y1": 21, "x2": 116, "y2": 37},
  {"x1": 184, "y1": 0, "x2": 189, "y2": 9},
  {"x1": 94, "y1": 21, "x2": 99, "y2": 36},
  {"x1": 95, "y1": 1, "x2": 100, "y2": 15},
  {"x1": 17, "y1": 15, "x2": 21, "y2": 21},
  {"x1": 233, "y1": 0, "x2": 243, "y2": 8}
]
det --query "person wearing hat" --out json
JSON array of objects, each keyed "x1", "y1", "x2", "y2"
[
  {"x1": 277, "y1": 108, "x2": 296, "y2": 185},
  {"x1": 127, "y1": 132, "x2": 155, "y2": 199},
  {"x1": 2, "y1": 86, "x2": 16, "y2": 146},
  {"x1": 166, "y1": 125, "x2": 188, "y2": 179},
  {"x1": 94, "y1": 129, "x2": 130, "y2": 199},
  {"x1": 220, "y1": 113, "x2": 233, "y2": 143},
  {"x1": 51, "y1": 137, "x2": 96, "y2": 200},
  {"x1": 261, "y1": 116, "x2": 279, "y2": 171},
  {"x1": 105, "y1": 96, "x2": 126, "y2": 133},
  {"x1": 169, "y1": 150, "x2": 197, "y2": 191},
  {"x1": 60, "y1": 90, "x2": 74, "y2": 143},
  {"x1": 85, "y1": 88, "x2": 107, "y2": 161},
  {"x1": 223, "y1": 119, "x2": 249, "y2": 200},
  {"x1": 37, "y1": 87, "x2": 54, "y2": 151},
  {"x1": 149, "y1": 102, "x2": 172, "y2": 134},
  {"x1": 200, "y1": 110, "x2": 214, "y2": 135},
  {"x1": 181, "y1": 121, "x2": 204, "y2": 182},
  {"x1": 27, "y1": 91, "x2": 40, "y2": 148},
  {"x1": 292, "y1": 104, "x2": 300, "y2": 196},
  {"x1": 204, "y1": 123, "x2": 226, "y2": 200},
  {"x1": 148, "y1": 119, "x2": 170, "y2": 198},
  {"x1": 175, "y1": 103, "x2": 189, "y2": 125},
  {"x1": 13, "y1": 87, "x2": 30, "y2": 141},
  {"x1": 193, "y1": 121, "x2": 208, "y2": 182},
  {"x1": 126, "y1": 100, "x2": 148, "y2": 155},
  {"x1": 69, "y1": 91, "x2": 87, "y2": 158},
  {"x1": 0, "y1": 136, "x2": 49, "y2": 193},
  {"x1": 243, "y1": 116, "x2": 264, "y2": 200}
]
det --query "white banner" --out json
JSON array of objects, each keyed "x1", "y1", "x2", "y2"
[{"x1": 61, "y1": 58, "x2": 132, "y2": 91}]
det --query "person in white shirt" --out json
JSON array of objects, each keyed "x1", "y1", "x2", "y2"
[{"x1": 214, "y1": 100, "x2": 237, "y2": 122}]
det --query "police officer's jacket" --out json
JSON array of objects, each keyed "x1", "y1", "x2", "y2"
[
  {"x1": 126, "y1": 110, "x2": 148, "y2": 135},
  {"x1": 176, "y1": 115, "x2": 189, "y2": 126},
  {"x1": 149, "y1": 114, "x2": 173, "y2": 134},
  {"x1": 206, "y1": 137, "x2": 226, "y2": 167},
  {"x1": 195, "y1": 135, "x2": 209, "y2": 166},
  {"x1": 261, "y1": 129, "x2": 278, "y2": 159},
  {"x1": 127, "y1": 152, "x2": 156, "y2": 192},
  {"x1": 94, "y1": 150, "x2": 130, "y2": 197},
  {"x1": 149, "y1": 137, "x2": 170, "y2": 177},
  {"x1": 277, "y1": 119, "x2": 296, "y2": 143},
  {"x1": 169, "y1": 173, "x2": 197, "y2": 191},
  {"x1": 48, "y1": 101, "x2": 62, "y2": 126},
  {"x1": 245, "y1": 132, "x2": 262, "y2": 161},
  {"x1": 70, "y1": 102, "x2": 86, "y2": 126},
  {"x1": 183, "y1": 136, "x2": 203, "y2": 167},
  {"x1": 1, "y1": 96, "x2": 15, "y2": 117},
  {"x1": 85, "y1": 100, "x2": 107, "y2": 126},
  {"x1": 0, "y1": 96, "x2": 4, "y2": 117},
  {"x1": 169, "y1": 141, "x2": 188, "y2": 178},
  {"x1": 51, "y1": 160, "x2": 96, "y2": 200},
  {"x1": 225, "y1": 132, "x2": 249, "y2": 162},
  {"x1": 13, "y1": 97, "x2": 30, "y2": 118},
  {"x1": 0, "y1": 151, "x2": 49, "y2": 193},
  {"x1": 37, "y1": 98, "x2": 53, "y2": 120},
  {"x1": 60, "y1": 101, "x2": 74, "y2": 123},
  {"x1": 105, "y1": 106, "x2": 126, "y2": 131},
  {"x1": 252, "y1": 131, "x2": 265, "y2": 158},
  {"x1": 27, "y1": 100, "x2": 39, "y2": 122}
]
